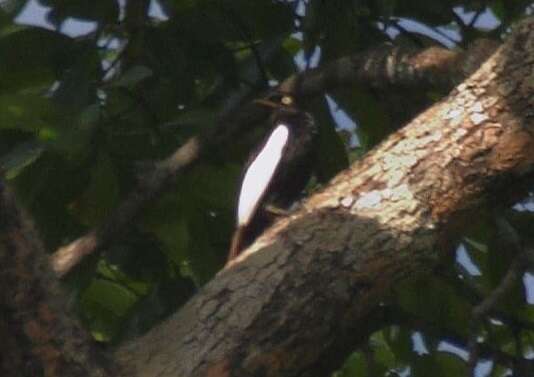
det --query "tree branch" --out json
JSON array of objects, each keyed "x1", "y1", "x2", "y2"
[
  {"x1": 50, "y1": 35, "x2": 500, "y2": 277},
  {"x1": 0, "y1": 182, "x2": 120, "y2": 376},
  {"x1": 113, "y1": 17, "x2": 534, "y2": 377}
]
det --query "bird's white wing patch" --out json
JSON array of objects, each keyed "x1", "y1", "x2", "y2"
[{"x1": 237, "y1": 124, "x2": 289, "y2": 226}]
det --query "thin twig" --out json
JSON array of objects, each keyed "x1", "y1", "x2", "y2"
[
  {"x1": 431, "y1": 25, "x2": 461, "y2": 46},
  {"x1": 468, "y1": 8, "x2": 484, "y2": 29},
  {"x1": 102, "y1": 44, "x2": 127, "y2": 81},
  {"x1": 389, "y1": 19, "x2": 425, "y2": 47},
  {"x1": 466, "y1": 249, "x2": 531, "y2": 376}
]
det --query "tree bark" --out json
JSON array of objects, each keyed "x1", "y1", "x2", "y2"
[
  {"x1": 114, "y1": 17, "x2": 534, "y2": 377},
  {"x1": 0, "y1": 185, "x2": 121, "y2": 377}
]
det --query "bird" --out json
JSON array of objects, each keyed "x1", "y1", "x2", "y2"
[{"x1": 227, "y1": 92, "x2": 317, "y2": 263}]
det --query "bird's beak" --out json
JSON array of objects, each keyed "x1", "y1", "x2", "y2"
[{"x1": 254, "y1": 99, "x2": 280, "y2": 108}]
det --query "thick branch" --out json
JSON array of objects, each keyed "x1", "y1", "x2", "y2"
[
  {"x1": 115, "y1": 18, "x2": 534, "y2": 377},
  {"x1": 0, "y1": 183, "x2": 120, "y2": 376},
  {"x1": 51, "y1": 37, "x2": 499, "y2": 277}
]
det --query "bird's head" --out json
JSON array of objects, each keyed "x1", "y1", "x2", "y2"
[
  {"x1": 254, "y1": 91, "x2": 300, "y2": 114},
  {"x1": 254, "y1": 91, "x2": 314, "y2": 133}
]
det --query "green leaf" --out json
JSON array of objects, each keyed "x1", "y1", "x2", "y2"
[
  {"x1": 223, "y1": 0, "x2": 293, "y2": 40},
  {"x1": 0, "y1": 0, "x2": 29, "y2": 18},
  {"x1": 143, "y1": 192, "x2": 190, "y2": 263},
  {"x1": 490, "y1": 0, "x2": 532, "y2": 26},
  {"x1": 108, "y1": 65, "x2": 153, "y2": 88},
  {"x1": 268, "y1": 44, "x2": 298, "y2": 82},
  {"x1": 282, "y1": 36, "x2": 301, "y2": 56},
  {"x1": 172, "y1": 107, "x2": 217, "y2": 130},
  {"x1": 181, "y1": 163, "x2": 239, "y2": 209},
  {"x1": 52, "y1": 48, "x2": 100, "y2": 111},
  {"x1": 80, "y1": 278, "x2": 139, "y2": 342},
  {"x1": 331, "y1": 87, "x2": 392, "y2": 150},
  {"x1": 0, "y1": 140, "x2": 44, "y2": 179},
  {"x1": 412, "y1": 352, "x2": 466, "y2": 377},
  {"x1": 0, "y1": 93, "x2": 58, "y2": 131},
  {"x1": 12, "y1": 152, "x2": 89, "y2": 248},
  {"x1": 69, "y1": 153, "x2": 119, "y2": 227},
  {"x1": 463, "y1": 237, "x2": 489, "y2": 254},
  {"x1": 38, "y1": 105, "x2": 98, "y2": 163},
  {"x1": 385, "y1": 326, "x2": 416, "y2": 363},
  {"x1": 335, "y1": 352, "x2": 367, "y2": 377},
  {"x1": 395, "y1": 277, "x2": 472, "y2": 337},
  {"x1": 39, "y1": 0, "x2": 119, "y2": 25},
  {"x1": 433, "y1": 352, "x2": 467, "y2": 376},
  {"x1": 0, "y1": 27, "x2": 75, "y2": 92},
  {"x1": 393, "y1": 0, "x2": 456, "y2": 26},
  {"x1": 96, "y1": 259, "x2": 152, "y2": 297},
  {"x1": 142, "y1": 162, "x2": 238, "y2": 284},
  {"x1": 370, "y1": 331, "x2": 399, "y2": 374}
]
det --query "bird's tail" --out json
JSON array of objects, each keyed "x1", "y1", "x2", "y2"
[{"x1": 227, "y1": 226, "x2": 245, "y2": 263}]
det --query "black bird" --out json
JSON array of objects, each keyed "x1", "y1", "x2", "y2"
[{"x1": 228, "y1": 92, "x2": 316, "y2": 262}]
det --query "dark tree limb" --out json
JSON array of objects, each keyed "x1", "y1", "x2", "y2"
[
  {"x1": 0, "y1": 183, "x2": 121, "y2": 376},
  {"x1": 113, "y1": 17, "x2": 534, "y2": 377},
  {"x1": 50, "y1": 36, "x2": 500, "y2": 277}
]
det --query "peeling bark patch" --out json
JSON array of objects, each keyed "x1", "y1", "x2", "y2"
[
  {"x1": 355, "y1": 190, "x2": 382, "y2": 209},
  {"x1": 339, "y1": 196, "x2": 355, "y2": 208},
  {"x1": 470, "y1": 112, "x2": 488, "y2": 125}
]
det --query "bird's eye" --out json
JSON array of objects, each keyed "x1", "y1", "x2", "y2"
[{"x1": 281, "y1": 96, "x2": 294, "y2": 106}]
